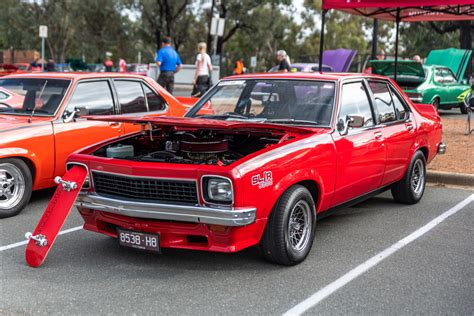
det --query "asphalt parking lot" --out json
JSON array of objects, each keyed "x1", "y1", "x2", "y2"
[{"x1": 1, "y1": 185, "x2": 472, "y2": 315}]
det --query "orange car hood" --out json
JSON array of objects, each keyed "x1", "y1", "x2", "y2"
[{"x1": 0, "y1": 115, "x2": 53, "y2": 133}]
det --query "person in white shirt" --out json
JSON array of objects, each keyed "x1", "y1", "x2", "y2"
[{"x1": 192, "y1": 42, "x2": 213, "y2": 97}]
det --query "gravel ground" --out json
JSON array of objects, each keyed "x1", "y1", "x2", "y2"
[{"x1": 427, "y1": 114, "x2": 474, "y2": 174}]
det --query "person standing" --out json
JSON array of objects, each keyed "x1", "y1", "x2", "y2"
[
  {"x1": 119, "y1": 57, "x2": 127, "y2": 73},
  {"x1": 191, "y1": 42, "x2": 213, "y2": 97},
  {"x1": 156, "y1": 36, "x2": 182, "y2": 94},
  {"x1": 275, "y1": 50, "x2": 291, "y2": 73},
  {"x1": 233, "y1": 58, "x2": 244, "y2": 75},
  {"x1": 46, "y1": 59, "x2": 56, "y2": 72},
  {"x1": 104, "y1": 57, "x2": 113, "y2": 72}
]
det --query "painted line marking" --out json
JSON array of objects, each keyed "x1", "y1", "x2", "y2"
[
  {"x1": 0, "y1": 226, "x2": 83, "y2": 252},
  {"x1": 284, "y1": 194, "x2": 474, "y2": 316}
]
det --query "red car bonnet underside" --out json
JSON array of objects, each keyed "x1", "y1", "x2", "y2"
[{"x1": 85, "y1": 115, "x2": 316, "y2": 135}]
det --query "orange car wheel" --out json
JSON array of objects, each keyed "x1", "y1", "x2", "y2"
[{"x1": 0, "y1": 158, "x2": 32, "y2": 218}]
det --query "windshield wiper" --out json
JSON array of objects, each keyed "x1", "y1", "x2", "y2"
[
  {"x1": 198, "y1": 112, "x2": 249, "y2": 120},
  {"x1": 265, "y1": 119, "x2": 319, "y2": 126}
]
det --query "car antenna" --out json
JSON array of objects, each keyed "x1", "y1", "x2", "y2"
[{"x1": 28, "y1": 80, "x2": 48, "y2": 123}]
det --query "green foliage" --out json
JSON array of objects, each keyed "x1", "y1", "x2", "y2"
[{"x1": 400, "y1": 22, "x2": 460, "y2": 59}]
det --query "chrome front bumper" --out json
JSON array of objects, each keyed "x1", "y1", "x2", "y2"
[
  {"x1": 75, "y1": 194, "x2": 256, "y2": 227},
  {"x1": 409, "y1": 97, "x2": 423, "y2": 103},
  {"x1": 438, "y1": 142, "x2": 447, "y2": 155}
]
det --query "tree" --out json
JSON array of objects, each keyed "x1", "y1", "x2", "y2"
[
  {"x1": 0, "y1": 0, "x2": 37, "y2": 62},
  {"x1": 25, "y1": 0, "x2": 80, "y2": 63}
]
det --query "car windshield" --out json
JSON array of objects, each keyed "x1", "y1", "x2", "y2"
[
  {"x1": 0, "y1": 78, "x2": 71, "y2": 116},
  {"x1": 186, "y1": 79, "x2": 336, "y2": 126}
]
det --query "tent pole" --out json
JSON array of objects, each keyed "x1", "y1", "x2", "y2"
[
  {"x1": 319, "y1": 9, "x2": 327, "y2": 73},
  {"x1": 394, "y1": 8, "x2": 400, "y2": 82},
  {"x1": 371, "y1": 19, "x2": 378, "y2": 60}
]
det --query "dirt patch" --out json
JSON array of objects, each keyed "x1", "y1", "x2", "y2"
[{"x1": 427, "y1": 116, "x2": 474, "y2": 174}]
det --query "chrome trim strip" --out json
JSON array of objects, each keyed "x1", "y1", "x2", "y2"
[
  {"x1": 66, "y1": 162, "x2": 91, "y2": 189},
  {"x1": 75, "y1": 194, "x2": 256, "y2": 226},
  {"x1": 200, "y1": 175, "x2": 234, "y2": 206}
]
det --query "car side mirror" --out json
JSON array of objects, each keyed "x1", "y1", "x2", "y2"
[
  {"x1": 63, "y1": 106, "x2": 89, "y2": 123},
  {"x1": 338, "y1": 114, "x2": 365, "y2": 136}
]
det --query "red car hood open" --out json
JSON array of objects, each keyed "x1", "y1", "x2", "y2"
[{"x1": 86, "y1": 115, "x2": 316, "y2": 135}]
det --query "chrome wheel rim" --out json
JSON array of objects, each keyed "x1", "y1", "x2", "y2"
[
  {"x1": 411, "y1": 159, "x2": 425, "y2": 196},
  {"x1": 0, "y1": 163, "x2": 25, "y2": 210},
  {"x1": 287, "y1": 200, "x2": 312, "y2": 252}
]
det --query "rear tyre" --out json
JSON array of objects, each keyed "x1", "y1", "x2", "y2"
[
  {"x1": 260, "y1": 185, "x2": 316, "y2": 266},
  {"x1": 0, "y1": 158, "x2": 32, "y2": 218},
  {"x1": 431, "y1": 98, "x2": 440, "y2": 112},
  {"x1": 459, "y1": 102, "x2": 468, "y2": 114},
  {"x1": 391, "y1": 151, "x2": 426, "y2": 205}
]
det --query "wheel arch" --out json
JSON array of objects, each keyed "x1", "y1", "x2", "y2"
[
  {"x1": 0, "y1": 150, "x2": 40, "y2": 188},
  {"x1": 294, "y1": 179, "x2": 320, "y2": 212},
  {"x1": 418, "y1": 146, "x2": 429, "y2": 161}
]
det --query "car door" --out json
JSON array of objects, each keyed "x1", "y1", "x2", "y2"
[
  {"x1": 113, "y1": 79, "x2": 169, "y2": 135},
  {"x1": 53, "y1": 79, "x2": 123, "y2": 177},
  {"x1": 331, "y1": 80, "x2": 386, "y2": 206},
  {"x1": 441, "y1": 68, "x2": 465, "y2": 104},
  {"x1": 367, "y1": 80, "x2": 415, "y2": 186},
  {"x1": 433, "y1": 67, "x2": 450, "y2": 105}
]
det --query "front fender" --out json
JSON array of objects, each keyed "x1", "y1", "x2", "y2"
[{"x1": 0, "y1": 147, "x2": 44, "y2": 189}]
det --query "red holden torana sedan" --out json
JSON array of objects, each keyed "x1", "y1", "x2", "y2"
[{"x1": 67, "y1": 73, "x2": 445, "y2": 265}]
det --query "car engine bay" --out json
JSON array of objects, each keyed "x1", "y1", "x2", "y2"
[{"x1": 93, "y1": 128, "x2": 287, "y2": 166}]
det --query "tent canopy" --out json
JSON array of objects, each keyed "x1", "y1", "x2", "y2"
[
  {"x1": 322, "y1": 1, "x2": 474, "y2": 21},
  {"x1": 318, "y1": 0, "x2": 474, "y2": 79}
]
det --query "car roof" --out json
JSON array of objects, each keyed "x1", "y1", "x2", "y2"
[
  {"x1": 2, "y1": 72, "x2": 148, "y2": 81},
  {"x1": 223, "y1": 72, "x2": 389, "y2": 82}
]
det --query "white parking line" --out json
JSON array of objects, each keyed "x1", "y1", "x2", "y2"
[
  {"x1": 284, "y1": 194, "x2": 474, "y2": 316},
  {"x1": 0, "y1": 226, "x2": 83, "y2": 252}
]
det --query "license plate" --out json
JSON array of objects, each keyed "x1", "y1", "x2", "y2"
[{"x1": 117, "y1": 229, "x2": 160, "y2": 253}]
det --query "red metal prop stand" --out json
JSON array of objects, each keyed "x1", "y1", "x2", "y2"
[{"x1": 25, "y1": 166, "x2": 87, "y2": 268}]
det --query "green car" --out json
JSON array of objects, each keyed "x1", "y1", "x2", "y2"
[{"x1": 371, "y1": 48, "x2": 472, "y2": 114}]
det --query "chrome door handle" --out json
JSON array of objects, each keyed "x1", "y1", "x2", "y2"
[
  {"x1": 374, "y1": 132, "x2": 383, "y2": 139},
  {"x1": 406, "y1": 124, "x2": 414, "y2": 131}
]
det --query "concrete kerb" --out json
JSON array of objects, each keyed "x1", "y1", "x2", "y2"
[{"x1": 427, "y1": 170, "x2": 474, "y2": 187}]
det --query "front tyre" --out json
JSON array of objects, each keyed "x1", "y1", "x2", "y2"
[
  {"x1": 459, "y1": 102, "x2": 468, "y2": 114},
  {"x1": 260, "y1": 185, "x2": 316, "y2": 266},
  {"x1": 0, "y1": 158, "x2": 32, "y2": 218},
  {"x1": 391, "y1": 151, "x2": 426, "y2": 204}
]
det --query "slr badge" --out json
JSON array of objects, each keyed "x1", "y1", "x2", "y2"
[{"x1": 252, "y1": 171, "x2": 273, "y2": 189}]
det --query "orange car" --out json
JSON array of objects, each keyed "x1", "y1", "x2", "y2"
[{"x1": 0, "y1": 72, "x2": 188, "y2": 218}]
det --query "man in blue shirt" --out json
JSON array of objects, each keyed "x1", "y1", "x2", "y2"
[{"x1": 156, "y1": 36, "x2": 182, "y2": 94}]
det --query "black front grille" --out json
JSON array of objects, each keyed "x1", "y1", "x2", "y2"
[{"x1": 92, "y1": 172, "x2": 198, "y2": 204}]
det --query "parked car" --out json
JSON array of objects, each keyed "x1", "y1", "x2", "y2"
[
  {"x1": 126, "y1": 63, "x2": 148, "y2": 76},
  {"x1": 268, "y1": 63, "x2": 333, "y2": 73},
  {"x1": 13, "y1": 63, "x2": 31, "y2": 71},
  {"x1": 0, "y1": 64, "x2": 27, "y2": 77},
  {"x1": 0, "y1": 72, "x2": 188, "y2": 218},
  {"x1": 65, "y1": 72, "x2": 444, "y2": 265},
  {"x1": 371, "y1": 48, "x2": 472, "y2": 114}
]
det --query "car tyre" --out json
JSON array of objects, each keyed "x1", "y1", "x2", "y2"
[
  {"x1": 0, "y1": 158, "x2": 32, "y2": 218},
  {"x1": 431, "y1": 98, "x2": 440, "y2": 112},
  {"x1": 459, "y1": 102, "x2": 468, "y2": 114},
  {"x1": 259, "y1": 185, "x2": 316, "y2": 266},
  {"x1": 391, "y1": 151, "x2": 426, "y2": 205}
]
